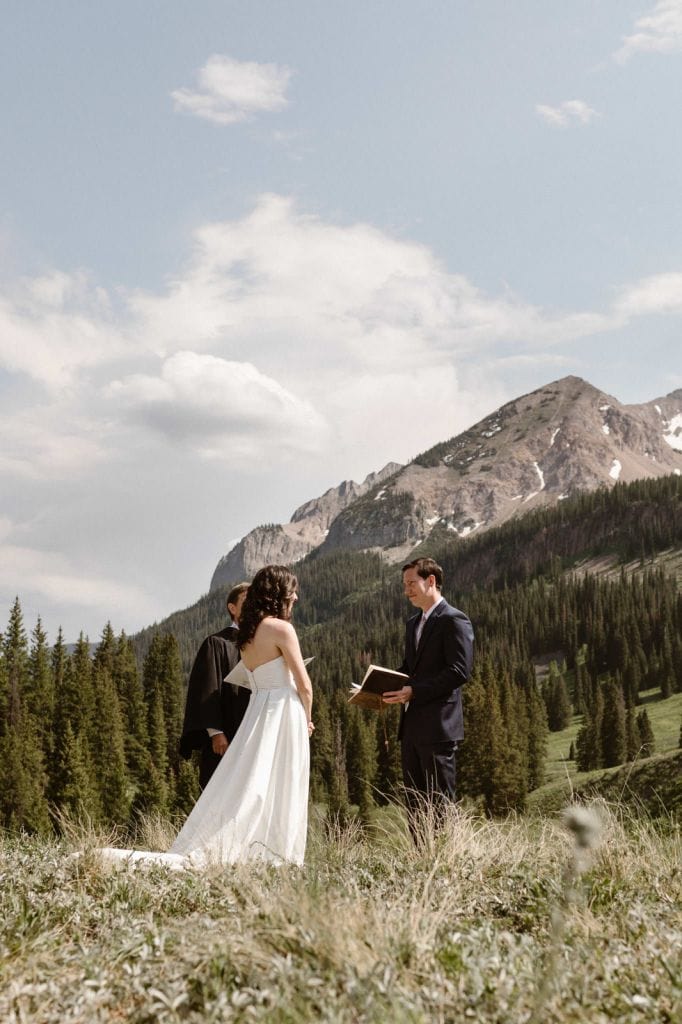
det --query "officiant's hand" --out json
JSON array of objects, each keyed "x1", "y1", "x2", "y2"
[
  {"x1": 211, "y1": 733, "x2": 228, "y2": 755},
  {"x1": 383, "y1": 685, "x2": 413, "y2": 705}
]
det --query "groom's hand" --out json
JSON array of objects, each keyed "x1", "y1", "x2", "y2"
[
  {"x1": 211, "y1": 733, "x2": 228, "y2": 755},
  {"x1": 383, "y1": 685, "x2": 413, "y2": 705}
]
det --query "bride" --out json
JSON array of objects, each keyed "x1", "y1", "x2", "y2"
[{"x1": 99, "y1": 565, "x2": 314, "y2": 868}]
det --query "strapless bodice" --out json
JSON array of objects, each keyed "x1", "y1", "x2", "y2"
[{"x1": 238, "y1": 655, "x2": 296, "y2": 693}]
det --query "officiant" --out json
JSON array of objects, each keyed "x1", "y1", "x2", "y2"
[{"x1": 179, "y1": 582, "x2": 250, "y2": 788}]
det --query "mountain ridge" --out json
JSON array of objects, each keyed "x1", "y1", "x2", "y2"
[
  {"x1": 209, "y1": 375, "x2": 682, "y2": 590},
  {"x1": 210, "y1": 461, "x2": 402, "y2": 589}
]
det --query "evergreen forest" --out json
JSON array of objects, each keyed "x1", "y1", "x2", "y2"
[{"x1": 1, "y1": 474, "x2": 681, "y2": 833}]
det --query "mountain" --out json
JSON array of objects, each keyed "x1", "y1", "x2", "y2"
[
  {"x1": 209, "y1": 376, "x2": 682, "y2": 590},
  {"x1": 210, "y1": 462, "x2": 402, "y2": 589},
  {"x1": 137, "y1": 472, "x2": 682, "y2": 676}
]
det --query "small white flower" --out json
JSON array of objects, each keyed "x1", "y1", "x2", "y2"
[{"x1": 561, "y1": 806, "x2": 602, "y2": 849}]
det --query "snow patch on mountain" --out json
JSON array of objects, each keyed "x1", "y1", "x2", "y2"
[{"x1": 663, "y1": 413, "x2": 682, "y2": 452}]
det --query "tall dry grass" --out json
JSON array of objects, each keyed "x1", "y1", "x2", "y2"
[{"x1": 0, "y1": 800, "x2": 679, "y2": 1023}]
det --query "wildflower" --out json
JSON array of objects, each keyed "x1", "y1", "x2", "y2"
[{"x1": 561, "y1": 806, "x2": 601, "y2": 851}]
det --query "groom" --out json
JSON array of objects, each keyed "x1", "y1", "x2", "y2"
[
  {"x1": 383, "y1": 557, "x2": 474, "y2": 822},
  {"x1": 179, "y1": 582, "x2": 250, "y2": 788}
]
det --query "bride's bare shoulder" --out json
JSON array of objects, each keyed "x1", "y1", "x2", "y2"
[{"x1": 257, "y1": 616, "x2": 295, "y2": 639}]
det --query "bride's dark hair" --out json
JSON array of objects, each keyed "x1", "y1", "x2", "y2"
[{"x1": 237, "y1": 565, "x2": 298, "y2": 649}]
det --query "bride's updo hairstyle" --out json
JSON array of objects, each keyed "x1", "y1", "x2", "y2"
[{"x1": 237, "y1": 564, "x2": 298, "y2": 649}]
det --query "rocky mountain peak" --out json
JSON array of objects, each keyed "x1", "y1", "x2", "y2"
[
  {"x1": 209, "y1": 377, "x2": 682, "y2": 590},
  {"x1": 209, "y1": 462, "x2": 402, "y2": 590}
]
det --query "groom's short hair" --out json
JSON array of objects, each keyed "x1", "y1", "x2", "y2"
[
  {"x1": 226, "y1": 582, "x2": 249, "y2": 611},
  {"x1": 402, "y1": 557, "x2": 443, "y2": 590}
]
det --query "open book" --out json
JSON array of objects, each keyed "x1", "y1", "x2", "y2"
[{"x1": 348, "y1": 664, "x2": 409, "y2": 711}]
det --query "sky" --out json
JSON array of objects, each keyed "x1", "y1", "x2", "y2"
[{"x1": 1, "y1": 0, "x2": 682, "y2": 642}]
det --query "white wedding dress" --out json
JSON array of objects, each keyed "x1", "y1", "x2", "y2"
[{"x1": 99, "y1": 656, "x2": 310, "y2": 869}]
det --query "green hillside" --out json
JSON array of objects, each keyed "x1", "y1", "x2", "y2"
[
  {"x1": 129, "y1": 473, "x2": 682, "y2": 820},
  {"x1": 528, "y1": 748, "x2": 682, "y2": 820},
  {"x1": 2, "y1": 474, "x2": 681, "y2": 834},
  {"x1": 133, "y1": 473, "x2": 682, "y2": 672}
]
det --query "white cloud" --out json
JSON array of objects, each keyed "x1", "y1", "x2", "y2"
[
  {"x1": 0, "y1": 409, "x2": 105, "y2": 479},
  {"x1": 108, "y1": 350, "x2": 329, "y2": 459},
  {"x1": 615, "y1": 272, "x2": 682, "y2": 316},
  {"x1": 2, "y1": 195, "x2": 681, "y2": 483},
  {"x1": 614, "y1": 1, "x2": 682, "y2": 63},
  {"x1": 0, "y1": 270, "x2": 126, "y2": 390},
  {"x1": 171, "y1": 55, "x2": 292, "y2": 125},
  {"x1": 0, "y1": 516, "x2": 12, "y2": 543},
  {"x1": 0, "y1": 539, "x2": 158, "y2": 622},
  {"x1": 536, "y1": 100, "x2": 599, "y2": 128},
  {"x1": 128, "y1": 193, "x2": 609, "y2": 370},
  {"x1": 492, "y1": 353, "x2": 574, "y2": 369}
]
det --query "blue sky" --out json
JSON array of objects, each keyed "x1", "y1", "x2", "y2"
[{"x1": 1, "y1": 1, "x2": 681, "y2": 640}]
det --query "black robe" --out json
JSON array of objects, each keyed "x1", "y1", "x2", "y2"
[{"x1": 179, "y1": 625, "x2": 250, "y2": 786}]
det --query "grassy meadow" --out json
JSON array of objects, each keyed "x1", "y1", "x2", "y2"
[
  {"x1": 542, "y1": 690, "x2": 682, "y2": 786},
  {"x1": 526, "y1": 688, "x2": 682, "y2": 822},
  {"x1": 1, "y1": 803, "x2": 680, "y2": 1024}
]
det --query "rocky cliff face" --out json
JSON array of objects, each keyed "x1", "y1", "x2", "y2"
[
  {"x1": 209, "y1": 376, "x2": 682, "y2": 589},
  {"x1": 320, "y1": 377, "x2": 682, "y2": 560},
  {"x1": 209, "y1": 462, "x2": 402, "y2": 590}
]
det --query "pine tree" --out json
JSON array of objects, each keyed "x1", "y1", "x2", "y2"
[
  {"x1": 139, "y1": 683, "x2": 170, "y2": 815},
  {"x1": 576, "y1": 687, "x2": 603, "y2": 772},
  {"x1": 374, "y1": 706, "x2": 402, "y2": 804},
  {"x1": 174, "y1": 757, "x2": 201, "y2": 816},
  {"x1": 158, "y1": 634, "x2": 185, "y2": 774},
  {"x1": 92, "y1": 665, "x2": 131, "y2": 823},
  {"x1": 660, "y1": 630, "x2": 675, "y2": 699},
  {"x1": 0, "y1": 710, "x2": 51, "y2": 833},
  {"x1": 601, "y1": 678, "x2": 626, "y2": 768},
  {"x1": 51, "y1": 627, "x2": 68, "y2": 703},
  {"x1": 93, "y1": 622, "x2": 117, "y2": 675},
  {"x1": 0, "y1": 655, "x2": 7, "y2": 740},
  {"x1": 623, "y1": 658, "x2": 641, "y2": 708},
  {"x1": 2, "y1": 597, "x2": 28, "y2": 731},
  {"x1": 625, "y1": 705, "x2": 639, "y2": 761},
  {"x1": 113, "y1": 633, "x2": 149, "y2": 792},
  {"x1": 673, "y1": 637, "x2": 682, "y2": 694},
  {"x1": 660, "y1": 669, "x2": 673, "y2": 699},
  {"x1": 69, "y1": 633, "x2": 96, "y2": 748},
  {"x1": 573, "y1": 657, "x2": 587, "y2": 715},
  {"x1": 25, "y1": 618, "x2": 54, "y2": 740},
  {"x1": 327, "y1": 720, "x2": 350, "y2": 823},
  {"x1": 141, "y1": 632, "x2": 183, "y2": 803},
  {"x1": 49, "y1": 655, "x2": 100, "y2": 821},
  {"x1": 51, "y1": 721, "x2": 100, "y2": 822},
  {"x1": 484, "y1": 682, "x2": 511, "y2": 815},
  {"x1": 458, "y1": 673, "x2": 492, "y2": 801},
  {"x1": 645, "y1": 651, "x2": 660, "y2": 693},
  {"x1": 346, "y1": 712, "x2": 377, "y2": 818},
  {"x1": 546, "y1": 666, "x2": 572, "y2": 732},
  {"x1": 309, "y1": 689, "x2": 334, "y2": 805},
  {"x1": 636, "y1": 709, "x2": 655, "y2": 758},
  {"x1": 493, "y1": 673, "x2": 528, "y2": 813}
]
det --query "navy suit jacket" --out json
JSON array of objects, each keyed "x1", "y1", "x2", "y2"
[{"x1": 398, "y1": 598, "x2": 474, "y2": 744}]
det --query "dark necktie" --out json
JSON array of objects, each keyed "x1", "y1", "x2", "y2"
[{"x1": 415, "y1": 613, "x2": 427, "y2": 647}]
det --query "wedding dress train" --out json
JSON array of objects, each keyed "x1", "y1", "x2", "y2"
[{"x1": 99, "y1": 656, "x2": 309, "y2": 868}]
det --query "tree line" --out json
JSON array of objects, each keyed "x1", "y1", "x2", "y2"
[{"x1": 1, "y1": 474, "x2": 681, "y2": 831}]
